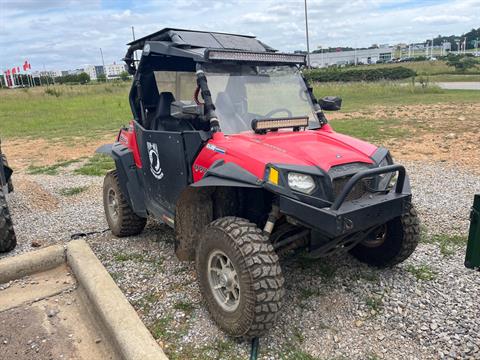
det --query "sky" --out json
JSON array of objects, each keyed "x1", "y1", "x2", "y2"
[{"x1": 0, "y1": 0, "x2": 479, "y2": 71}]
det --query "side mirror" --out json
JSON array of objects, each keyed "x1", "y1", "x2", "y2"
[
  {"x1": 171, "y1": 101, "x2": 204, "y2": 120},
  {"x1": 319, "y1": 96, "x2": 342, "y2": 111}
]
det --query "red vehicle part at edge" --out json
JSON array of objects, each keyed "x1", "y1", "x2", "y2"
[
  {"x1": 192, "y1": 124, "x2": 378, "y2": 182},
  {"x1": 118, "y1": 121, "x2": 143, "y2": 168}
]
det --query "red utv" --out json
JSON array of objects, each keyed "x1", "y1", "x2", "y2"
[{"x1": 98, "y1": 28, "x2": 420, "y2": 338}]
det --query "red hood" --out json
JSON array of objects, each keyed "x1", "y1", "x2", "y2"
[{"x1": 193, "y1": 128, "x2": 378, "y2": 181}]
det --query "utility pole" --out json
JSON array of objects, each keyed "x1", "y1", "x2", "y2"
[
  {"x1": 100, "y1": 47, "x2": 106, "y2": 81},
  {"x1": 304, "y1": 0, "x2": 311, "y2": 68},
  {"x1": 131, "y1": 26, "x2": 138, "y2": 63}
]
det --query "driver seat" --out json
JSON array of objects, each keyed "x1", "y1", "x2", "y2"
[{"x1": 151, "y1": 92, "x2": 195, "y2": 132}]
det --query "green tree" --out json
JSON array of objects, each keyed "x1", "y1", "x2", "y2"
[
  {"x1": 78, "y1": 72, "x2": 90, "y2": 84},
  {"x1": 119, "y1": 71, "x2": 130, "y2": 81},
  {"x1": 97, "y1": 73, "x2": 107, "y2": 82}
]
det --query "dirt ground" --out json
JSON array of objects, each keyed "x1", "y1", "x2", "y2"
[
  {"x1": 0, "y1": 265, "x2": 117, "y2": 360},
  {"x1": 2, "y1": 136, "x2": 113, "y2": 171},
  {"x1": 329, "y1": 102, "x2": 480, "y2": 173}
]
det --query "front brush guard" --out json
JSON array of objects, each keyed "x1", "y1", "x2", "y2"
[{"x1": 279, "y1": 165, "x2": 410, "y2": 238}]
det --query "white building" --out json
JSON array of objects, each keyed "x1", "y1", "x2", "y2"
[
  {"x1": 105, "y1": 63, "x2": 127, "y2": 79},
  {"x1": 309, "y1": 48, "x2": 394, "y2": 68},
  {"x1": 84, "y1": 65, "x2": 105, "y2": 80}
]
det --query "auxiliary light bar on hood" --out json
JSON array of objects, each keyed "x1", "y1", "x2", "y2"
[
  {"x1": 205, "y1": 49, "x2": 306, "y2": 64},
  {"x1": 252, "y1": 116, "x2": 309, "y2": 134}
]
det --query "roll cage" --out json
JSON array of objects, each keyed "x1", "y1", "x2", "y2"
[{"x1": 124, "y1": 28, "x2": 325, "y2": 135}]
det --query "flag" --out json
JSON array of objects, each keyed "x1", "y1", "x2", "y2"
[{"x1": 23, "y1": 60, "x2": 31, "y2": 71}]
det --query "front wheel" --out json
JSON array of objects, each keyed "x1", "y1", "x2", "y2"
[
  {"x1": 103, "y1": 170, "x2": 146, "y2": 237},
  {"x1": 349, "y1": 203, "x2": 420, "y2": 267},
  {"x1": 196, "y1": 217, "x2": 284, "y2": 338}
]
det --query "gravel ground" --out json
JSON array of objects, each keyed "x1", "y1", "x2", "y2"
[{"x1": 2, "y1": 160, "x2": 479, "y2": 359}]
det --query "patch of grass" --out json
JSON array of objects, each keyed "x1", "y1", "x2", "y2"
[
  {"x1": 149, "y1": 315, "x2": 173, "y2": 340},
  {"x1": 314, "y1": 82, "x2": 480, "y2": 112},
  {"x1": 59, "y1": 185, "x2": 88, "y2": 196},
  {"x1": 421, "y1": 233, "x2": 467, "y2": 256},
  {"x1": 330, "y1": 117, "x2": 408, "y2": 143},
  {"x1": 133, "y1": 292, "x2": 161, "y2": 314},
  {"x1": 173, "y1": 301, "x2": 195, "y2": 315},
  {"x1": 44, "y1": 87, "x2": 62, "y2": 97},
  {"x1": 405, "y1": 264, "x2": 437, "y2": 281},
  {"x1": 0, "y1": 83, "x2": 130, "y2": 140},
  {"x1": 113, "y1": 252, "x2": 145, "y2": 262},
  {"x1": 27, "y1": 159, "x2": 79, "y2": 175},
  {"x1": 280, "y1": 347, "x2": 320, "y2": 360},
  {"x1": 74, "y1": 154, "x2": 114, "y2": 176},
  {"x1": 365, "y1": 295, "x2": 383, "y2": 313}
]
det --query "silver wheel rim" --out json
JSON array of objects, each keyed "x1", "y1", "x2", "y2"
[
  {"x1": 207, "y1": 250, "x2": 240, "y2": 312},
  {"x1": 107, "y1": 188, "x2": 119, "y2": 222}
]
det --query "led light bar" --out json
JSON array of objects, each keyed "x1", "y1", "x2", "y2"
[
  {"x1": 252, "y1": 116, "x2": 309, "y2": 133},
  {"x1": 206, "y1": 49, "x2": 306, "y2": 64}
]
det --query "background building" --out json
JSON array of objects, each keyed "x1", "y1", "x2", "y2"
[
  {"x1": 85, "y1": 65, "x2": 105, "y2": 80},
  {"x1": 310, "y1": 48, "x2": 394, "y2": 67},
  {"x1": 104, "y1": 63, "x2": 127, "y2": 79}
]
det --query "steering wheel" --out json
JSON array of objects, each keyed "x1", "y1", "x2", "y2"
[{"x1": 264, "y1": 108, "x2": 293, "y2": 118}]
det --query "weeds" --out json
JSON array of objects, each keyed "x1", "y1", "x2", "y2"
[
  {"x1": 59, "y1": 185, "x2": 88, "y2": 196},
  {"x1": 44, "y1": 87, "x2": 62, "y2": 97},
  {"x1": 173, "y1": 301, "x2": 195, "y2": 315},
  {"x1": 365, "y1": 295, "x2": 383, "y2": 313},
  {"x1": 27, "y1": 159, "x2": 79, "y2": 175},
  {"x1": 421, "y1": 233, "x2": 467, "y2": 256},
  {"x1": 113, "y1": 252, "x2": 145, "y2": 262},
  {"x1": 74, "y1": 154, "x2": 114, "y2": 176},
  {"x1": 149, "y1": 315, "x2": 173, "y2": 340},
  {"x1": 405, "y1": 264, "x2": 437, "y2": 281}
]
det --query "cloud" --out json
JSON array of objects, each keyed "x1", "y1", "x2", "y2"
[
  {"x1": 0, "y1": 0, "x2": 478, "y2": 71},
  {"x1": 413, "y1": 15, "x2": 472, "y2": 24}
]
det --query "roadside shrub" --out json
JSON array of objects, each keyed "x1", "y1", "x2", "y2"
[
  {"x1": 44, "y1": 87, "x2": 62, "y2": 97},
  {"x1": 304, "y1": 66, "x2": 416, "y2": 82}
]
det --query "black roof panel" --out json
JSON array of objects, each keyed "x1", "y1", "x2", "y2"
[{"x1": 128, "y1": 28, "x2": 261, "y2": 49}]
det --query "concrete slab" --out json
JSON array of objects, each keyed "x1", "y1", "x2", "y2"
[{"x1": 0, "y1": 240, "x2": 167, "y2": 360}]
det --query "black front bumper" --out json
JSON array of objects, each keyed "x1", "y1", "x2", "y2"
[{"x1": 278, "y1": 165, "x2": 412, "y2": 238}]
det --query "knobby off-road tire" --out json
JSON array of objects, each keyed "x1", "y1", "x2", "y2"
[
  {"x1": 196, "y1": 217, "x2": 284, "y2": 338},
  {"x1": 103, "y1": 170, "x2": 146, "y2": 237},
  {"x1": 0, "y1": 187, "x2": 16, "y2": 253},
  {"x1": 1, "y1": 154, "x2": 13, "y2": 193},
  {"x1": 349, "y1": 203, "x2": 420, "y2": 267}
]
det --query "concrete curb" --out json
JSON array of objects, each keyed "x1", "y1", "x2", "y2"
[
  {"x1": 0, "y1": 244, "x2": 65, "y2": 284},
  {"x1": 0, "y1": 241, "x2": 168, "y2": 360},
  {"x1": 66, "y1": 240, "x2": 168, "y2": 360}
]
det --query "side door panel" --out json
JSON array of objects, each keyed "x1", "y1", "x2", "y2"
[{"x1": 135, "y1": 124, "x2": 188, "y2": 215}]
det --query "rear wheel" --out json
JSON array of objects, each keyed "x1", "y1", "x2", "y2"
[
  {"x1": 349, "y1": 203, "x2": 420, "y2": 267},
  {"x1": 0, "y1": 187, "x2": 16, "y2": 253},
  {"x1": 196, "y1": 217, "x2": 284, "y2": 338},
  {"x1": 103, "y1": 170, "x2": 146, "y2": 237}
]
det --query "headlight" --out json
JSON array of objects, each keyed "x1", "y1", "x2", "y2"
[
  {"x1": 288, "y1": 172, "x2": 315, "y2": 194},
  {"x1": 377, "y1": 156, "x2": 396, "y2": 190}
]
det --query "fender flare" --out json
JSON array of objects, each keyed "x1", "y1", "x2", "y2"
[
  {"x1": 95, "y1": 144, "x2": 113, "y2": 157},
  {"x1": 191, "y1": 160, "x2": 263, "y2": 188},
  {"x1": 97, "y1": 143, "x2": 147, "y2": 217}
]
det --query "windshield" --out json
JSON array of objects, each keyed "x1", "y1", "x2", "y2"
[{"x1": 204, "y1": 65, "x2": 318, "y2": 134}]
